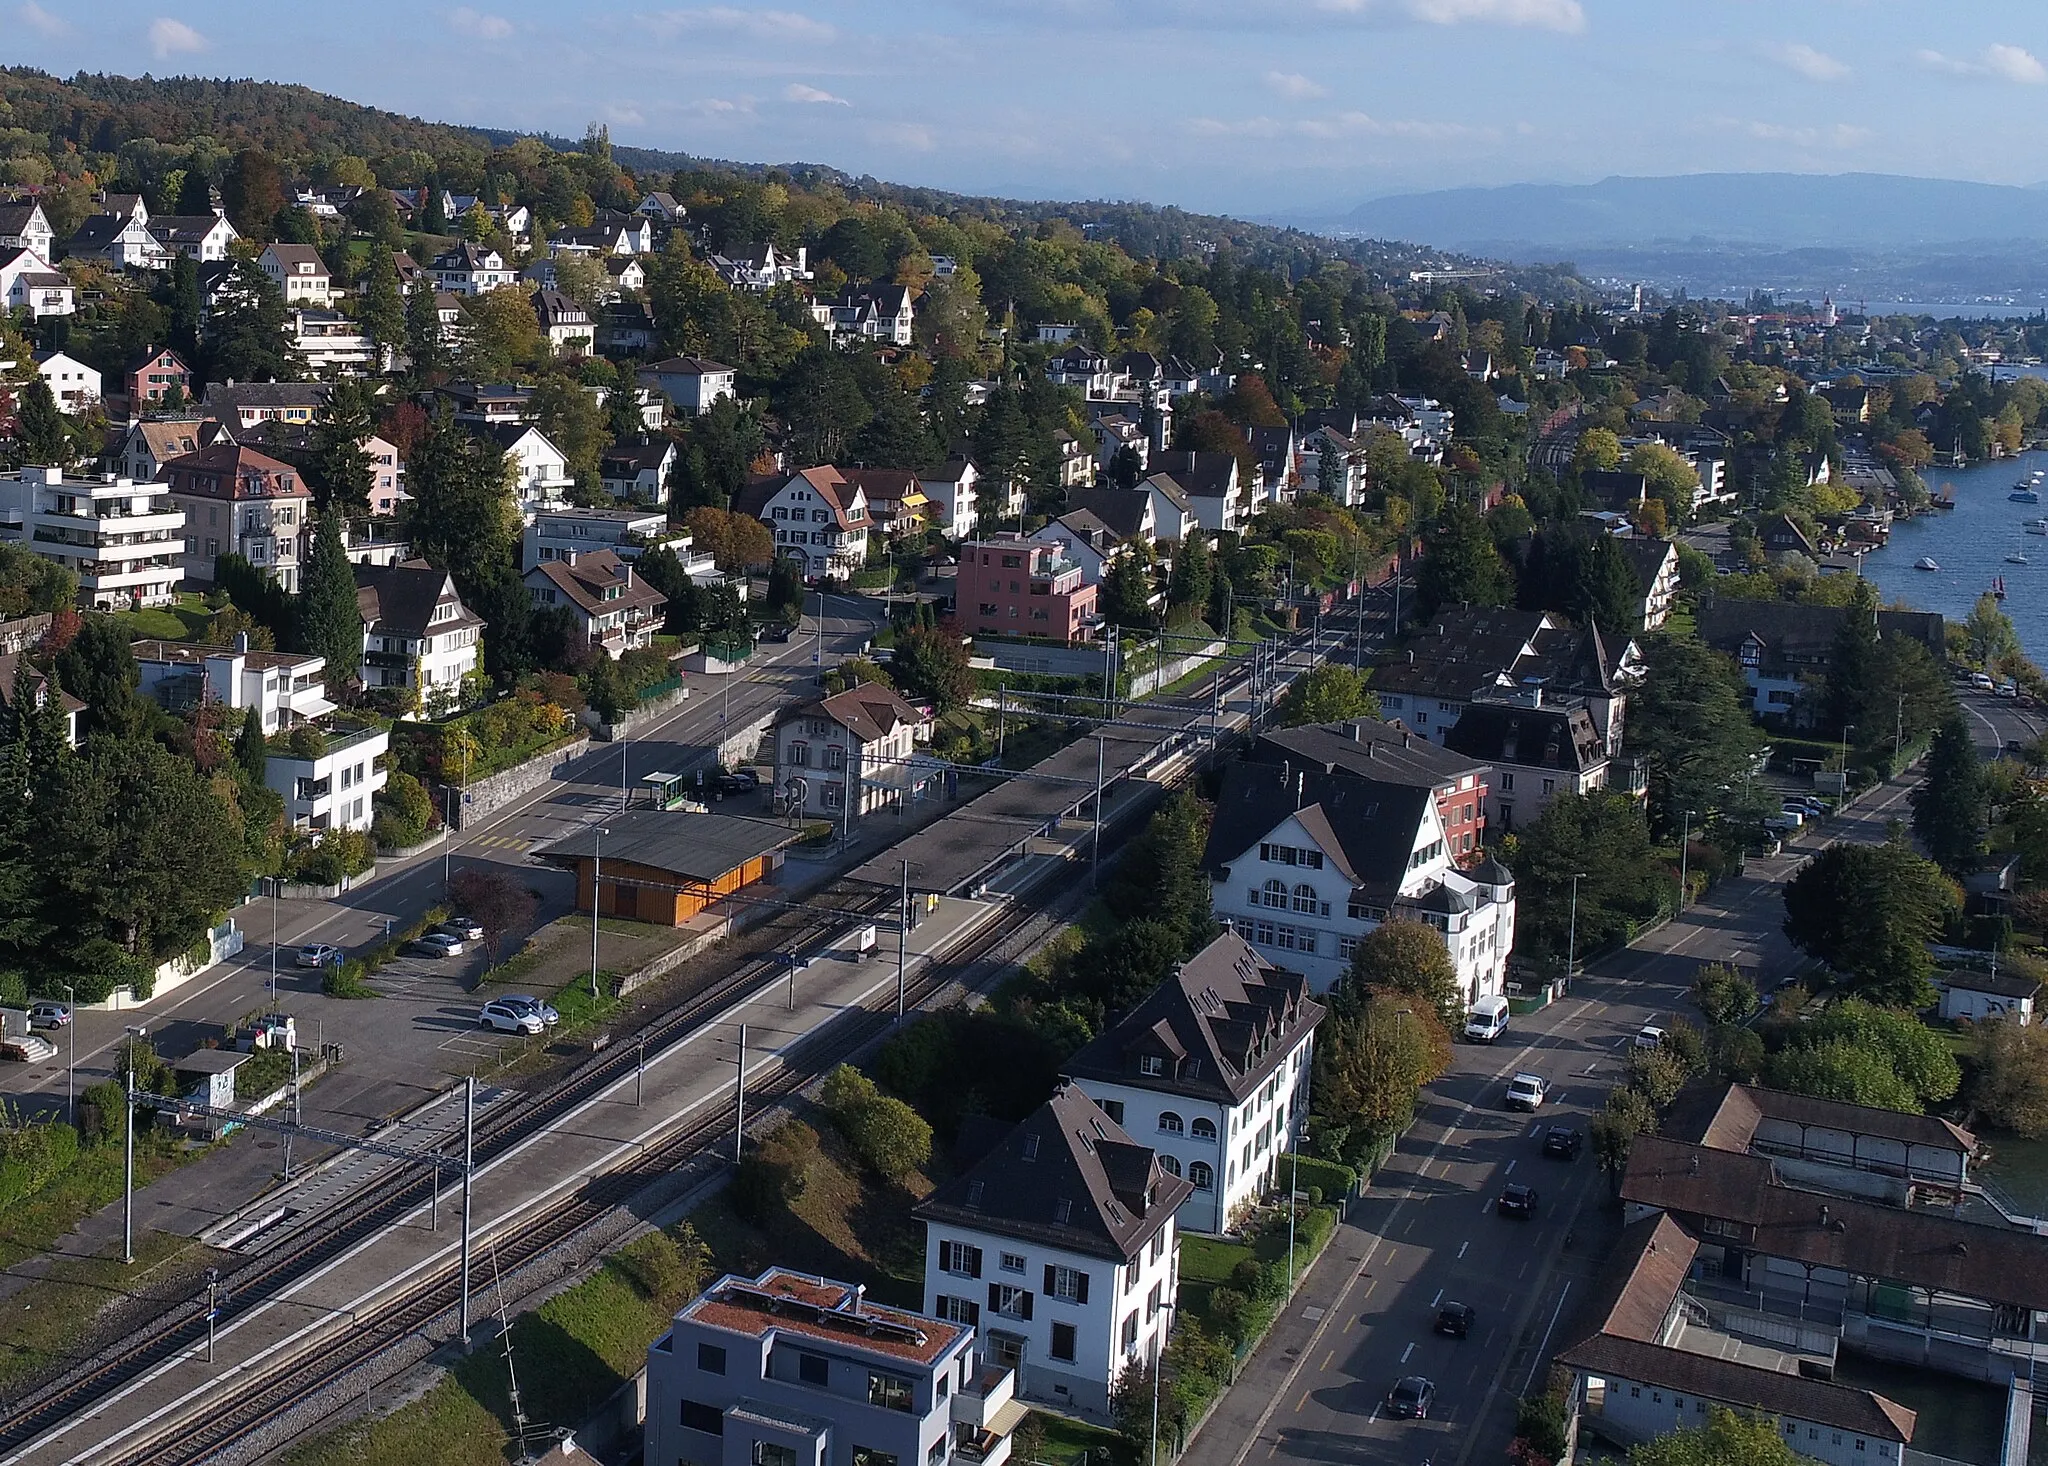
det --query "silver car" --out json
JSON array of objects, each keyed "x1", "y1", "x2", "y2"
[{"x1": 479, "y1": 999, "x2": 545, "y2": 1035}]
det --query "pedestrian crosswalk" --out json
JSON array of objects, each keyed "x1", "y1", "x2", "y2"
[{"x1": 468, "y1": 834, "x2": 533, "y2": 852}]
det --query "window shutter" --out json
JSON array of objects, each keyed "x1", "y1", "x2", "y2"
[
  {"x1": 988, "y1": 1283, "x2": 1002, "y2": 1310},
  {"x1": 1020, "y1": 1291, "x2": 1034, "y2": 1321},
  {"x1": 969, "y1": 1246, "x2": 983, "y2": 1278},
  {"x1": 938, "y1": 1239, "x2": 949, "y2": 1272},
  {"x1": 1044, "y1": 1265, "x2": 1057, "y2": 1295},
  {"x1": 1077, "y1": 1272, "x2": 1090, "y2": 1304}
]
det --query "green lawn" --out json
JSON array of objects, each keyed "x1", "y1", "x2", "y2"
[
  {"x1": 1024, "y1": 1413, "x2": 1128, "y2": 1466},
  {"x1": 113, "y1": 594, "x2": 212, "y2": 642}
]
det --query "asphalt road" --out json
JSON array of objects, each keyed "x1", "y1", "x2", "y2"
[
  {"x1": 0, "y1": 592, "x2": 889, "y2": 1120},
  {"x1": 1181, "y1": 764, "x2": 1927, "y2": 1466}
]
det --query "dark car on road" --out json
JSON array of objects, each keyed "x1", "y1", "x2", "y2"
[
  {"x1": 1497, "y1": 1182, "x2": 1540, "y2": 1219},
  {"x1": 1542, "y1": 1126, "x2": 1583, "y2": 1160},
  {"x1": 1434, "y1": 1301, "x2": 1475, "y2": 1338},
  {"x1": 1385, "y1": 1376, "x2": 1436, "y2": 1419}
]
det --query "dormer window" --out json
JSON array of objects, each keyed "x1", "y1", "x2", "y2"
[
  {"x1": 1021, "y1": 1134, "x2": 1040, "y2": 1161},
  {"x1": 1055, "y1": 1199, "x2": 1073, "y2": 1223},
  {"x1": 1139, "y1": 1055, "x2": 1164, "y2": 1077},
  {"x1": 966, "y1": 1181, "x2": 984, "y2": 1208}
]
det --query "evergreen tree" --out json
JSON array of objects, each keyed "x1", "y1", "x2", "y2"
[
  {"x1": 165, "y1": 253, "x2": 201, "y2": 359},
  {"x1": 420, "y1": 180, "x2": 448, "y2": 235},
  {"x1": 1822, "y1": 580, "x2": 1882, "y2": 740},
  {"x1": 1166, "y1": 533, "x2": 1214, "y2": 617},
  {"x1": 404, "y1": 275, "x2": 447, "y2": 378},
  {"x1": 605, "y1": 379, "x2": 645, "y2": 447},
  {"x1": 1101, "y1": 548, "x2": 1156, "y2": 628},
  {"x1": 204, "y1": 259, "x2": 301, "y2": 383},
  {"x1": 0, "y1": 729, "x2": 48, "y2": 965},
  {"x1": 55, "y1": 615, "x2": 142, "y2": 741},
  {"x1": 308, "y1": 380, "x2": 376, "y2": 515},
  {"x1": 358, "y1": 247, "x2": 406, "y2": 355},
  {"x1": 1415, "y1": 501, "x2": 1511, "y2": 616},
  {"x1": 667, "y1": 443, "x2": 720, "y2": 515},
  {"x1": 297, "y1": 511, "x2": 363, "y2": 683},
  {"x1": 174, "y1": 162, "x2": 214, "y2": 216},
  {"x1": 402, "y1": 409, "x2": 518, "y2": 595},
  {"x1": 235, "y1": 704, "x2": 267, "y2": 787},
  {"x1": 14, "y1": 378, "x2": 68, "y2": 465},
  {"x1": 1912, "y1": 715, "x2": 1988, "y2": 875}
]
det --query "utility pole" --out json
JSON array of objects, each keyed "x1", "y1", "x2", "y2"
[
  {"x1": 205, "y1": 1269, "x2": 219, "y2": 1365},
  {"x1": 1091, "y1": 735, "x2": 1106, "y2": 887},
  {"x1": 122, "y1": 1024, "x2": 145, "y2": 1265},
  {"x1": 997, "y1": 683, "x2": 1007, "y2": 760},
  {"x1": 1677, "y1": 810, "x2": 1693, "y2": 913},
  {"x1": 636, "y1": 1038, "x2": 646, "y2": 1107},
  {"x1": 734, "y1": 1023, "x2": 747, "y2": 1164},
  {"x1": 269, "y1": 876, "x2": 279, "y2": 1004},
  {"x1": 282, "y1": 1040, "x2": 301, "y2": 1180},
  {"x1": 897, "y1": 859, "x2": 910, "y2": 1020},
  {"x1": 460, "y1": 1075, "x2": 474, "y2": 1348},
  {"x1": 61, "y1": 981, "x2": 74, "y2": 1129},
  {"x1": 1566, "y1": 872, "x2": 1587, "y2": 980},
  {"x1": 590, "y1": 825, "x2": 610, "y2": 999}
]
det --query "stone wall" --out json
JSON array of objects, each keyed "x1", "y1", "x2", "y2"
[
  {"x1": 443, "y1": 735, "x2": 592, "y2": 831},
  {"x1": 582, "y1": 683, "x2": 691, "y2": 742}
]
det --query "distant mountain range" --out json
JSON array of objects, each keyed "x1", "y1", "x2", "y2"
[{"x1": 1320, "y1": 173, "x2": 2048, "y2": 256}]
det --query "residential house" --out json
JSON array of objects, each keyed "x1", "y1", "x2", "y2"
[
  {"x1": 600, "y1": 438, "x2": 676, "y2": 505},
  {"x1": 598, "y1": 300, "x2": 660, "y2": 356},
  {"x1": 118, "y1": 417, "x2": 230, "y2": 482},
  {"x1": 123, "y1": 345, "x2": 192, "y2": 407},
  {"x1": 1442, "y1": 701, "x2": 1610, "y2": 831},
  {"x1": 66, "y1": 211, "x2": 165, "y2": 270},
  {"x1": 33, "y1": 351, "x2": 100, "y2": 413},
  {"x1": 1250, "y1": 716, "x2": 1491, "y2": 860},
  {"x1": 1134, "y1": 472, "x2": 1201, "y2": 544},
  {"x1": 531, "y1": 289, "x2": 595, "y2": 354},
  {"x1": 0, "y1": 201, "x2": 55, "y2": 260},
  {"x1": 1617, "y1": 537, "x2": 1683, "y2": 631},
  {"x1": 635, "y1": 192, "x2": 686, "y2": 223},
  {"x1": 147, "y1": 213, "x2": 238, "y2": 262},
  {"x1": 0, "y1": 651, "x2": 82, "y2": 746},
  {"x1": 0, "y1": 248, "x2": 73, "y2": 317},
  {"x1": 161, "y1": 443, "x2": 311, "y2": 591},
  {"x1": 1148, "y1": 451, "x2": 1243, "y2": 535},
  {"x1": 233, "y1": 421, "x2": 408, "y2": 516},
  {"x1": 290, "y1": 311, "x2": 379, "y2": 373},
  {"x1": 259, "y1": 243, "x2": 332, "y2": 306},
  {"x1": 133, "y1": 637, "x2": 335, "y2": 733},
  {"x1": 523, "y1": 547, "x2": 668, "y2": 655},
  {"x1": 483, "y1": 422, "x2": 576, "y2": 516},
  {"x1": 838, "y1": 468, "x2": 930, "y2": 544},
  {"x1": 956, "y1": 535, "x2": 1099, "y2": 645},
  {"x1": 710, "y1": 242, "x2": 811, "y2": 291},
  {"x1": 1046, "y1": 345, "x2": 1121, "y2": 399},
  {"x1": 1761, "y1": 514, "x2": 1818, "y2": 560},
  {"x1": 1299, "y1": 426, "x2": 1368, "y2": 506},
  {"x1": 1935, "y1": 968, "x2": 2038, "y2": 1026},
  {"x1": 1090, "y1": 415, "x2": 1149, "y2": 475},
  {"x1": 1369, "y1": 606, "x2": 1642, "y2": 757},
  {"x1": 917, "y1": 461, "x2": 981, "y2": 542},
  {"x1": 354, "y1": 560, "x2": 484, "y2": 712},
  {"x1": 604, "y1": 255, "x2": 648, "y2": 295},
  {"x1": 644, "y1": 1267, "x2": 1016, "y2": 1466},
  {"x1": 1582, "y1": 470, "x2": 1651, "y2": 515},
  {"x1": 266, "y1": 723, "x2": 390, "y2": 833},
  {"x1": 1063, "y1": 489, "x2": 1157, "y2": 551},
  {"x1": 817, "y1": 284, "x2": 916, "y2": 347},
  {"x1": 1201, "y1": 758, "x2": 1517, "y2": 1003},
  {"x1": 0, "y1": 466, "x2": 187, "y2": 608},
  {"x1": 437, "y1": 380, "x2": 534, "y2": 426},
  {"x1": 202, "y1": 381, "x2": 331, "y2": 429},
  {"x1": 548, "y1": 214, "x2": 652, "y2": 257},
  {"x1": 915, "y1": 1084, "x2": 1192, "y2": 1419},
  {"x1": 1694, "y1": 601, "x2": 1946, "y2": 724},
  {"x1": 1052, "y1": 430, "x2": 1096, "y2": 491},
  {"x1": 430, "y1": 242, "x2": 513, "y2": 296},
  {"x1": 638, "y1": 356, "x2": 737, "y2": 416},
  {"x1": 1030, "y1": 510, "x2": 1125, "y2": 587},
  {"x1": 739, "y1": 466, "x2": 873, "y2": 579},
  {"x1": 1245, "y1": 425, "x2": 1298, "y2": 505},
  {"x1": 773, "y1": 682, "x2": 932, "y2": 822},
  {"x1": 521, "y1": 505, "x2": 709, "y2": 578},
  {"x1": 1064, "y1": 931, "x2": 1323, "y2": 1235},
  {"x1": 345, "y1": 521, "x2": 413, "y2": 568}
]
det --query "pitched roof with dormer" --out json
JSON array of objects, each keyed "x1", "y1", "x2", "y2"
[
  {"x1": 1441, "y1": 701, "x2": 1606, "y2": 775},
  {"x1": 736, "y1": 466, "x2": 866, "y2": 532},
  {"x1": 525, "y1": 547, "x2": 666, "y2": 621},
  {"x1": 355, "y1": 559, "x2": 482, "y2": 640},
  {"x1": 915, "y1": 1083, "x2": 1194, "y2": 1262},
  {"x1": 1202, "y1": 760, "x2": 1435, "y2": 900},
  {"x1": 777, "y1": 682, "x2": 928, "y2": 745},
  {"x1": 161, "y1": 443, "x2": 308, "y2": 501}
]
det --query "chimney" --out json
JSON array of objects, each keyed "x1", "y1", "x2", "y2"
[
  {"x1": 233, "y1": 631, "x2": 250, "y2": 654},
  {"x1": 1344, "y1": 720, "x2": 1363, "y2": 741},
  {"x1": 849, "y1": 1284, "x2": 866, "y2": 1316},
  {"x1": 1296, "y1": 771, "x2": 1305, "y2": 809},
  {"x1": 622, "y1": 562, "x2": 634, "y2": 587}
]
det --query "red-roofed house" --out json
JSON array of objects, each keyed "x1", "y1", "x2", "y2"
[{"x1": 161, "y1": 443, "x2": 312, "y2": 592}]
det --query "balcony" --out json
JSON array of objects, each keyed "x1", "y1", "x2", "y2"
[{"x1": 951, "y1": 1364, "x2": 1016, "y2": 1433}]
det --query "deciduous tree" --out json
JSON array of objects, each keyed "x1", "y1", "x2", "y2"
[
  {"x1": 1346, "y1": 918, "x2": 1463, "y2": 1026},
  {"x1": 1274, "y1": 665, "x2": 1379, "y2": 728},
  {"x1": 1781, "y1": 839, "x2": 1959, "y2": 1007}
]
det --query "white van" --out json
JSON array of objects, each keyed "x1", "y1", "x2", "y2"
[{"x1": 1464, "y1": 995, "x2": 1511, "y2": 1043}]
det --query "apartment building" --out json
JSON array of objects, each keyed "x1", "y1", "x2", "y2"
[
  {"x1": 955, "y1": 535, "x2": 1098, "y2": 645},
  {"x1": 0, "y1": 467, "x2": 187, "y2": 609}
]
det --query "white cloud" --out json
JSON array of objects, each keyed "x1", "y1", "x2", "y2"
[
  {"x1": 17, "y1": 2, "x2": 68, "y2": 37},
  {"x1": 1192, "y1": 109, "x2": 1491, "y2": 141},
  {"x1": 449, "y1": 7, "x2": 515, "y2": 39},
  {"x1": 1917, "y1": 43, "x2": 2045, "y2": 84},
  {"x1": 1766, "y1": 43, "x2": 1848, "y2": 82},
  {"x1": 148, "y1": 17, "x2": 207, "y2": 57},
  {"x1": 1397, "y1": 0, "x2": 1584, "y2": 34},
  {"x1": 783, "y1": 82, "x2": 851, "y2": 105},
  {"x1": 605, "y1": 104, "x2": 647, "y2": 127},
  {"x1": 647, "y1": 7, "x2": 836, "y2": 43},
  {"x1": 1262, "y1": 70, "x2": 1327, "y2": 99},
  {"x1": 1704, "y1": 116, "x2": 1871, "y2": 149}
]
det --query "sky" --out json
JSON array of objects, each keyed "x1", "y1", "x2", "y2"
[{"x1": 12, "y1": 1, "x2": 2048, "y2": 218}]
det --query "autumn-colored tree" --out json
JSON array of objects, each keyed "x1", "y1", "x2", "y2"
[{"x1": 683, "y1": 506, "x2": 773, "y2": 571}]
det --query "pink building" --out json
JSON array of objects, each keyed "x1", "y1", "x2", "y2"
[{"x1": 958, "y1": 534, "x2": 1098, "y2": 644}]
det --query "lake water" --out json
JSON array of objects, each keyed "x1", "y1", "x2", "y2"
[{"x1": 1863, "y1": 449, "x2": 2048, "y2": 660}]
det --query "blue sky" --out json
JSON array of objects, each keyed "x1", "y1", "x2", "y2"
[{"x1": 13, "y1": 1, "x2": 2048, "y2": 216}]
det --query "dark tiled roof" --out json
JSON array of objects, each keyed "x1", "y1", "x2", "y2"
[
  {"x1": 1581, "y1": 469, "x2": 1649, "y2": 509},
  {"x1": 1065, "y1": 489, "x2": 1152, "y2": 540},
  {"x1": 1063, "y1": 931, "x2": 1323, "y2": 1106},
  {"x1": 526, "y1": 548, "x2": 666, "y2": 619},
  {"x1": 915, "y1": 1083, "x2": 1193, "y2": 1262},
  {"x1": 150, "y1": 215, "x2": 231, "y2": 244},
  {"x1": 1939, "y1": 967, "x2": 2041, "y2": 1000},
  {"x1": 1253, "y1": 719, "x2": 1488, "y2": 793},
  {"x1": 1694, "y1": 599, "x2": 1946, "y2": 665},
  {"x1": 1665, "y1": 1082, "x2": 1977, "y2": 1156},
  {"x1": 1149, "y1": 450, "x2": 1236, "y2": 499},
  {"x1": 354, "y1": 560, "x2": 477, "y2": 639},
  {"x1": 533, "y1": 809, "x2": 796, "y2": 883},
  {"x1": 1616, "y1": 537, "x2": 1675, "y2": 588},
  {"x1": 1442, "y1": 702, "x2": 1605, "y2": 774},
  {"x1": 601, "y1": 438, "x2": 673, "y2": 474},
  {"x1": 203, "y1": 380, "x2": 330, "y2": 411},
  {"x1": 1201, "y1": 760, "x2": 1432, "y2": 896},
  {"x1": 779, "y1": 682, "x2": 927, "y2": 743},
  {"x1": 162, "y1": 443, "x2": 305, "y2": 500}
]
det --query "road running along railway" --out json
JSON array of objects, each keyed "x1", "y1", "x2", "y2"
[{"x1": 0, "y1": 621, "x2": 1341, "y2": 1464}]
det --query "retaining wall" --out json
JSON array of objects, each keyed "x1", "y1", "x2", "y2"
[
  {"x1": 443, "y1": 735, "x2": 592, "y2": 831},
  {"x1": 583, "y1": 683, "x2": 692, "y2": 742}
]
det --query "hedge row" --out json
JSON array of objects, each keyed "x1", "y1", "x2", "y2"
[{"x1": 323, "y1": 904, "x2": 451, "y2": 998}]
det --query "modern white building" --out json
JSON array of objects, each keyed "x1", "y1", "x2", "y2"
[
  {"x1": 0, "y1": 467, "x2": 187, "y2": 609},
  {"x1": 483, "y1": 423, "x2": 576, "y2": 517},
  {"x1": 738, "y1": 466, "x2": 872, "y2": 580},
  {"x1": 600, "y1": 438, "x2": 676, "y2": 505},
  {"x1": 638, "y1": 356, "x2": 737, "y2": 415},
  {"x1": 1202, "y1": 761, "x2": 1516, "y2": 1006},
  {"x1": 133, "y1": 637, "x2": 336, "y2": 733},
  {"x1": 646, "y1": 1267, "x2": 1020, "y2": 1466},
  {"x1": 772, "y1": 683, "x2": 932, "y2": 823},
  {"x1": 265, "y1": 723, "x2": 389, "y2": 833},
  {"x1": 521, "y1": 505, "x2": 709, "y2": 576},
  {"x1": 915, "y1": 1085, "x2": 1192, "y2": 1422},
  {"x1": 918, "y1": 461, "x2": 980, "y2": 541},
  {"x1": 1065, "y1": 932, "x2": 1323, "y2": 1236},
  {"x1": 0, "y1": 248, "x2": 73, "y2": 318}
]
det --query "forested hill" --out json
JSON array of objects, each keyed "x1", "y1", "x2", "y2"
[{"x1": 0, "y1": 67, "x2": 1449, "y2": 277}]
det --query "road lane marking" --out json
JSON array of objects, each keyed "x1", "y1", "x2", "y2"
[
  {"x1": 1294, "y1": 1390, "x2": 1310, "y2": 1414},
  {"x1": 1458, "y1": 1241, "x2": 1468, "y2": 1259},
  {"x1": 1431, "y1": 1288, "x2": 1442, "y2": 1307},
  {"x1": 1400, "y1": 1342, "x2": 1414, "y2": 1363},
  {"x1": 1504, "y1": 1160, "x2": 1515, "y2": 1175},
  {"x1": 1321, "y1": 1349, "x2": 1336, "y2": 1371}
]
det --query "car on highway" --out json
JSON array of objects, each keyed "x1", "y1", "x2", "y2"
[
  {"x1": 1385, "y1": 1376, "x2": 1436, "y2": 1420},
  {"x1": 478, "y1": 998, "x2": 546, "y2": 1035},
  {"x1": 498, "y1": 994, "x2": 559, "y2": 1027},
  {"x1": 438, "y1": 917, "x2": 485, "y2": 942},
  {"x1": 1634, "y1": 1025, "x2": 1666, "y2": 1050},
  {"x1": 1971, "y1": 672, "x2": 1996, "y2": 692},
  {"x1": 26, "y1": 1001, "x2": 70, "y2": 1030},
  {"x1": 1504, "y1": 1072, "x2": 1548, "y2": 1111},
  {"x1": 1998, "y1": 679, "x2": 2019, "y2": 699},
  {"x1": 1496, "y1": 1182, "x2": 1540, "y2": 1219},
  {"x1": 295, "y1": 942, "x2": 344, "y2": 968},
  {"x1": 0, "y1": 1033, "x2": 55, "y2": 1062},
  {"x1": 1434, "y1": 1301, "x2": 1475, "y2": 1338},
  {"x1": 409, "y1": 932, "x2": 466, "y2": 959},
  {"x1": 1541, "y1": 1126, "x2": 1584, "y2": 1160}
]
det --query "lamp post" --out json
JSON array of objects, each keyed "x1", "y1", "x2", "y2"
[
  {"x1": 1566, "y1": 872, "x2": 1587, "y2": 979},
  {"x1": 122, "y1": 1023, "x2": 147, "y2": 1265},
  {"x1": 1677, "y1": 809, "x2": 1693, "y2": 913},
  {"x1": 590, "y1": 825, "x2": 611, "y2": 999},
  {"x1": 60, "y1": 981, "x2": 74, "y2": 1130},
  {"x1": 1840, "y1": 723, "x2": 1855, "y2": 779},
  {"x1": 1149, "y1": 1301, "x2": 1177, "y2": 1466},
  {"x1": 268, "y1": 875, "x2": 279, "y2": 1004}
]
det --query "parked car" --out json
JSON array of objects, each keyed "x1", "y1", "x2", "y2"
[
  {"x1": 295, "y1": 943, "x2": 344, "y2": 969},
  {"x1": 438, "y1": 917, "x2": 484, "y2": 942},
  {"x1": 499, "y1": 994, "x2": 560, "y2": 1027},
  {"x1": 1385, "y1": 1376, "x2": 1436, "y2": 1420},
  {"x1": 1763, "y1": 816, "x2": 1801, "y2": 836},
  {"x1": 757, "y1": 621, "x2": 793, "y2": 643},
  {"x1": 1496, "y1": 1182, "x2": 1540, "y2": 1220},
  {"x1": 1998, "y1": 679, "x2": 2020, "y2": 699},
  {"x1": 478, "y1": 998, "x2": 545, "y2": 1035},
  {"x1": 1, "y1": 1033, "x2": 56, "y2": 1062},
  {"x1": 1971, "y1": 671, "x2": 1996, "y2": 692},
  {"x1": 410, "y1": 932, "x2": 466, "y2": 959},
  {"x1": 1792, "y1": 796, "x2": 1830, "y2": 818},
  {"x1": 1541, "y1": 1126, "x2": 1584, "y2": 1160},
  {"x1": 717, "y1": 769, "x2": 761, "y2": 794},
  {"x1": 1775, "y1": 805, "x2": 1805, "y2": 828},
  {"x1": 1504, "y1": 1073, "x2": 1548, "y2": 1111},
  {"x1": 1434, "y1": 1302, "x2": 1475, "y2": 1338},
  {"x1": 1634, "y1": 1025, "x2": 1666, "y2": 1050},
  {"x1": 26, "y1": 1001, "x2": 70, "y2": 1030}
]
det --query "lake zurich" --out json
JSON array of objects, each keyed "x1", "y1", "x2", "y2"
[{"x1": 1862, "y1": 449, "x2": 2048, "y2": 661}]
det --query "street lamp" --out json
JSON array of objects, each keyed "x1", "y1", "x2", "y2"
[
  {"x1": 1149, "y1": 1300, "x2": 1178, "y2": 1466},
  {"x1": 61, "y1": 981, "x2": 74, "y2": 1130},
  {"x1": 1840, "y1": 723, "x2": 1856, "y2": 778},
  {"x1": 122, "y1": 1023, "x2": 147, "y2": 1265},
  {"x1": 268, "y1": 875, "x2": 280, "y2": 1004},
  {"x1": 1676, "y1": 809, "x2": 1694, "y2": 913},
  {"x1": 590, "y1": 825, "x2": 611, "y2": 999},
  {"x1": 1566, "y1": 872, "x2": 1588, "y2": 980}
]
